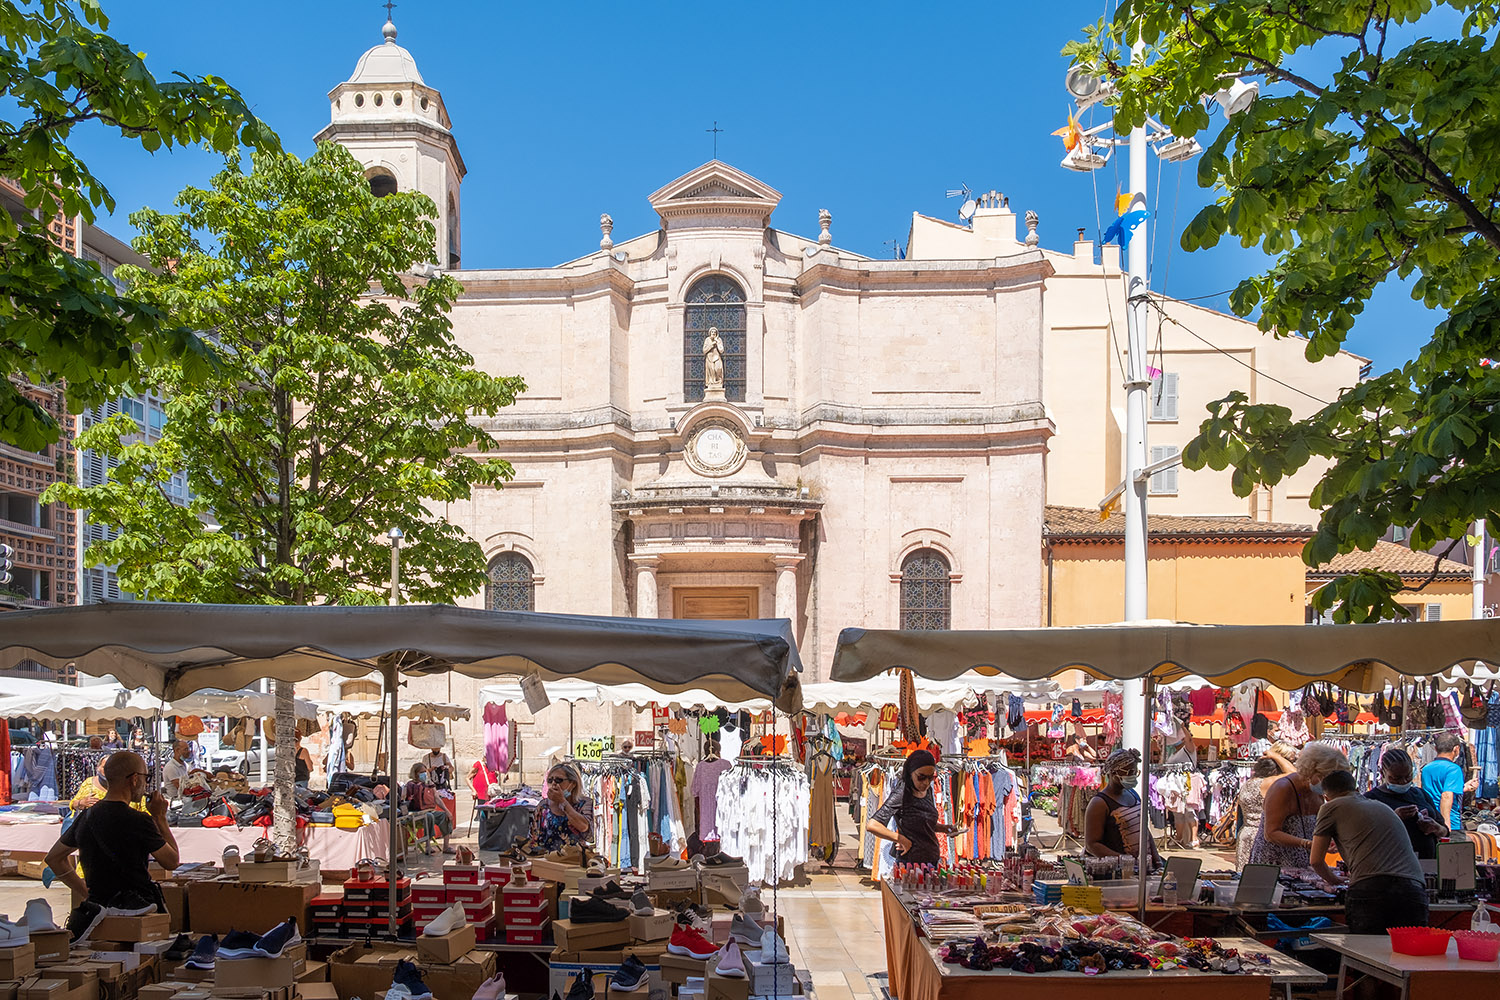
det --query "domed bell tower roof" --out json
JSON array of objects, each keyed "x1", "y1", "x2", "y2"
[{"x1": 348, "y1": 18, "x2": 425, "y2": 85}]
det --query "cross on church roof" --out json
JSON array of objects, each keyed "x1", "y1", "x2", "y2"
[
  {"x1": 383, "y1": 0, "x2": 396, "y2": 21},
  {"x1": 706, "y1": 121, "x2": 724, "y2": 160}
]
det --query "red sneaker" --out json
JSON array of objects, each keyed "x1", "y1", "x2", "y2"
[{"x1": 668, "y1": 924, "x2": 719, "y2": 960}]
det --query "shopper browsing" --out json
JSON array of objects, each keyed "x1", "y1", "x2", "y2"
[
  {"x1": 1310, "y1": 769, "x2": 1429, "y2": 932},
  {"x1": 1364, "y1": 747, "x2": 1445, "y2": 858},
  {"x1": 1084, "y1": 748, "x2": 1160, "y2": 868},
  {"x1": 1422, "y1": 732, "x2": 1467, "y2": 832},
  {"x1": 865, "y1": 749, "x2": 960, "y2": 866},
  {"x1": 403, "y1": 762, "x2": 455, "y2": 854},
  {"x1": 43, "y1": 751, "x2": 179, "y2": 937},
  {"x1": 1248, "y1": 741, "x2": 1349, "y2": 868},
  {"x1": 530, "y1": 762, "x2": 594, "y2": 851},
  {"x1": 1236, "y1": 751, "x2": 1293, "y2": 868},
  {"x1": 161, "y1": 741, "x2": 192, "y2": 805}
]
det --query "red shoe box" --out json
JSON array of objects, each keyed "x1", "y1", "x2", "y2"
[
  {"x1": 483, "y1": 864, "x2": 515, "y2": 888},
  {"x1": 504, "y1": 899, "x2": 550, "y2": 928},
  {"x1": 310, "y1": 895, "x2": 345, "y2": 921},
  {"x1": 473, "y1": 916, "x2": 499, "y2": 943},
  {"x1": 412, "y1": 884, "x2": 448, "y2": 906},
  {"x1": 505, "y1": 923, "x2": 548, "y2": 946},
  {"x1": 446, "y1": 884, "x2": 494, "y2": 907},
  {"x1": 464, "y1": 904, "x2": 495, "y2": 925},
  {"x1": 442, "y1": 863, "x2": 482, "y2": 886},
  {"x1": 502, "y1": 881, "x2": 547, "y2": 909},
  {"x1": 342, "y1": 876, "x2": 412, "y2": 902}
]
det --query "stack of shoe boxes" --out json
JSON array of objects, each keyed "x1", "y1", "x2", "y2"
[
  {"x1": 340, "y1": 875, "x2": 413, "y2": 939},
  {"x1": 499, "y1": 875, "x2": 550, "y2": 946}
]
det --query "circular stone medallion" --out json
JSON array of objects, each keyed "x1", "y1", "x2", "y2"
[{"x1": 685, "y1": 420, "x2": 747, "y2": 477}]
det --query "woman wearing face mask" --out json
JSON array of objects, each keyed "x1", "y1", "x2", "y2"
[
  {"x1": 1364, "y1": 747, "x2": 1445, "y2": 859},
  {"x1": 404, "y1": 762, "x2": 455, "y2": 854},
  {"x1": 865, "y1": 749, "x2": 960, "y2": 866},
  {"x1": 1248, "y1": 741, "x2": 1349, "y2": 868},
  {"x1": 1085, "y1": 748, "x2": 1161, "y2": 868}
]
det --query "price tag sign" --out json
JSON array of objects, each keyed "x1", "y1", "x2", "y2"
[
  {"x1": 877, "y1": 704, "x2": 900, "y2": 731},
  {"x1": 634, "y1": 730, "x2": 656, "y2": 748},
  {"x1": 755, "y1": 709, "x2": 775, "y2": 725},
  {"x1": 573, "y1": 736, "x2": 615, "y2": 760},
  {"x1": 667, "y1": 718, "x2": 688, "y2": 735},
  {"x1": 651, "y1": 705, "x2": 671, "y2": 726}
]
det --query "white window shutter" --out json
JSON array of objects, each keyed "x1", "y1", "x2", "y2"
[
  {"x1": 1150, "y1": 444, "x2": 1180, "y2": 495},
  {"x1": 1426, "y1": 603, "x2": 1442, "y2": 621},
  {"x1": 1152, "y1": 372, "x2": 1179, "y2": 421}
]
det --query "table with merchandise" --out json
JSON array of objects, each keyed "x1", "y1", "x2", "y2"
[
  {"x1": 881, "y1": 882, "x2": 1326, "y2": 1000},
  {"x1": 1310, "y1": 931, "x2": 1500, "y2": 1000}
]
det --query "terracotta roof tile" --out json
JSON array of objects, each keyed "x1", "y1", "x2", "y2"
[
  {"x1": 1044, "y1": 505, "x2": 1315, "y2": 543},
  {"x1": 1309, "y1": 539, "x2": 1472, "y2": 580}
]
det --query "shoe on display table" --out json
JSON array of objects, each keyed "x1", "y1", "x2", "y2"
[
  {"x1": 20, "y1": 899, "x2": 56, "y2": 932},
  {"x1": 668, "y1": 924, "x2": 719, "y2": 960},
  {"x1": 253, "y1": 917, "x2": 300, "y2": 958},
  {"x1": 217, "y1": 929, "x2": 261, "y2": 960},
  {"x1": 184, "y1": 935, "x2": 219, "y2": 971},
  {"x1": 610, "y1": 955, "x2": 648, "y2": 992}
]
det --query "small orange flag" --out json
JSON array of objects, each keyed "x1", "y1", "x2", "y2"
[
  {"x1": 1115, "y1": 189, "x2": 1133, "y2": 216},
  {"x1": 1052, "y1": 111, "x2": 1083, "y2": 152}
]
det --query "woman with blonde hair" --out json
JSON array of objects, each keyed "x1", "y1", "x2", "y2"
[
  {"x1": 530, "y1": 762, "x2": 593, "y2": 851},
  {"x1": 1248, "y1": 742, "x2": 1349, "y2": 868}
]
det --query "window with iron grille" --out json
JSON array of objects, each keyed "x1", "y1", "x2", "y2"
[
  {"x1": 683, "y1": 275, "x2": 746, "y2": 402},
  {"x1": 486, "y1": 552, "x2": 535, "y2": 611},
  {"x1": 900, "y1": 548, "x2": 951, "y2": 629}
]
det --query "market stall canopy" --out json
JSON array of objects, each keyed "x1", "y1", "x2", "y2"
[
  {"x1": 480, "y1": 670, "x2": 1057, "y2": 715},
  {"x1": 830, "y1": 619, "x2": 1500, "y2": 692},
  {"x1": 317, "y1": 699, "x2": 471, "y2": 720},
  {"x1": 0, "y1": 603, "x2": 804, "y2": 709},
  {"x1": 0, "y1": 681, "x2": 319, "y2": 723}
]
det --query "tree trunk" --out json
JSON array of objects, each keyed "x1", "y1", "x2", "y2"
[{"x1": 272, "y1": 679, "x2": 298, "y2": 851}]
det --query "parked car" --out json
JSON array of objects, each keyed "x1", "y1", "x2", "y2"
[{"x1": 207, "y1": 738, "x2": 278, "y2": 772}]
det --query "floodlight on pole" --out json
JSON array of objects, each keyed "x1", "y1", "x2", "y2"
[
  {"x1": 1153, "y1": 136, "x2": 1202, "y2": 163},
  {"x1": 1061, "y1": 145, "x2": 1110, "y2": 172},
  {"x1": 1065, "y1": 66, "x2": 1117, "y2": 111},
  {"x1": 1211, "y1": 79, "x2": 1260, "y2": 117}
]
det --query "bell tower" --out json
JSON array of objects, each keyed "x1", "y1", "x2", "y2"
[{"x1": 315, "y1": 16, "x2": 466, "y2": 268}]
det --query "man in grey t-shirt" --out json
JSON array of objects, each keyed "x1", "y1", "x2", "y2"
[{"x1": 1311, "y1": 769, "x2": 1429, "y2": 933}]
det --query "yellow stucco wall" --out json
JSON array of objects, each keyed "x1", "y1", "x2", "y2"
[
  {"x1": 1047, "y1": 541, "x2": 1309, "y2": 627},
  {"x1": 1303, "y1": 579, "x2": 1474, "y2": 622}
]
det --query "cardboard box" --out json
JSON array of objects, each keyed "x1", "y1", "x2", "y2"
[
  {"x1": 628, "y1": 909, "x2": 675, "y2": 943},
  {"x1": 547, "y1": 959, "x2": 662, "y2": 1000},
  {"x1": 293, "y1": 962, "x2": 326, "y2": 985},
  {"x1": 646, "y1": 869, "x2": 698, "y2": 891},
  {"x1": 706, "y1": 971, "x2": 750, "y2": 1000},
  {"x1": 295, "y1": 985, "x2": 336, "y2": 1000},
  {"x1": 90, "y1": 916, "x2": 169, "y2": 945},
  {"x1": 551, "y1": 920, "x2": 629, "y2": 953},
  {"x1": 328, "y1": 944, "x2": 493, "y2": 1000},
  {"x1": 28, "y1": 934, "x2": 68, "y2": 969},
  {"x1": 213, "y1": 957, "x2": 294, "y2": 991},
  {"x1": 0, "y1": 946, "x2": 36, "y2": 980},
  {"x1": 414, "y1": 926, "x2": 475, "y2": 965},
  {"x1": 18, "y1": 980, "x2": 68, "y2": 1000},
  {"x1": 137, "y1": 984, "x2": 193, "y2": 1000},
  {"x1": 524, "y1": 859, "x2": 578, "y2": 884},
  {"x1": 746, "y1": 960, "x2": 796, "y2": 996},
  {"x1": 187, "y1": 881, "x2": 319, "y2": 936},
  {"x1": 698, "y1": 864, "x2": 748, "y2": 888},
  {"x1": 659, "y1": 953, "x2": 708, "y2": 986},
  {"x1": 439, "y1": 865, "x2": 480, "y2": 887},
  {"x1": 37, "y1": 968, "x2": 97, "y2": 992}
]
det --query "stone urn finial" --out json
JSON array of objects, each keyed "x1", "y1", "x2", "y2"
[
  {"x1": 818, "y1": 209, "x2": 832, "y2": 246},
  {"x1": 600, "y1": 213, "x2": 615, "y2": 252},
  {"x1": 1024, "y1": 210, "x2": 1040, "y2": 247}
]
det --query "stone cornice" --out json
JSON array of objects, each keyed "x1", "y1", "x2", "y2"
[
  {"x1": 313, "y1": 118, "x2": 467, "y2": 179},
  {"x1": 453, "y1": 262, "x2": 634, "y2": 299},
  {"x1": 795, "y1": 251, "x2": 1052, "y2": 294}
]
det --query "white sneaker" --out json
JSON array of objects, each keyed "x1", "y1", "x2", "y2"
[
  {"x1": 757, "y1": 927, "x2": 788, "y2": 963},
  {"x1": 0, "y1": 915, "x2": 29, "y2": 944},
  {"x1": 421, "y1": 902, "x2": 466, "y2": 937},
  {"x1": 20, "y1": 899, "x2": 56, "y2": 932}
]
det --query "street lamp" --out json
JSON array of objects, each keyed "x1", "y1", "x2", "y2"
[{"x1": 388, "y1": 526, "x2": 404, "y2": 607}]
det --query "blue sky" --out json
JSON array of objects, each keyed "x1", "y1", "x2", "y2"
[{"x1": 72, "y1": 0, "x2": 1437, "y2": 376}]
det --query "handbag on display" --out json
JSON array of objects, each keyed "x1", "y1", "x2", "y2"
[
  {"x1": 1462, "y1": 681, "x2": 1492, "y2": 729},
  {"x1": 1426, "y1": 681, "x2": 1447, "y2": 728},
  {"x1": 407, "y1": 720, "x2": 447, "y2": 750},
  {"x1": 177, "y1": 715, "x2": 205, "y2": 738}
]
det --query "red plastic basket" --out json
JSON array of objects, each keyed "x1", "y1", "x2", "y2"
[
  {"x1": 1454, "y1": 931, "x2": 1500, "y2": 962},
  {"x1": 1389, "y1": 927, "x2": 1452, "y2": 956}
]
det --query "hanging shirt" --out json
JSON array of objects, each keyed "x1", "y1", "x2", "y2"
[{"x1": 690, "y1": 758, "x2": 733, "y2": 840}]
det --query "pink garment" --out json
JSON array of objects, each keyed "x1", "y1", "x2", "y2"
[{"x1": 483, "y1": 702, "x2": 509, "y2": 773}]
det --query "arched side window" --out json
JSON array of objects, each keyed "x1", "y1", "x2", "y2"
[
  {"x1": 486, "y1": 552, "x2": 535, "y2": 612},
  {"x1": 683, "y1": 275, "x2": 746, "y2": 402},
  {"x1": 900, "y1": 548, "x2": 951, "y2": 629},
  {"x1": 367, "y1": 169, "x2": 398, "y2": 199}
]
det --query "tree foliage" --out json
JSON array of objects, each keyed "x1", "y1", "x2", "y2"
[
  {"x1": 0, "y1": 0, "x2": 278, "y2": 450},
  {"x1": 1066, "y1": 0, "x2": 1500, "y2": 622},
  {"x1": 44, "y1": 145, "x2": 524, "y2": 841}
]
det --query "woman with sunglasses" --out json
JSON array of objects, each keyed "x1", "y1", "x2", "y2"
[
  {"x1": 529, "y1": 762, "x2": 594, "y2": 851},
  {"x1": 864, "y1": 749, "x2": 959, "y2": 866}
]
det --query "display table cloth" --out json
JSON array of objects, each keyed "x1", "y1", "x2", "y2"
[
  {"x1": 1310, "y1": 932, "x2": 1500, "y2": 1000},
  {"x1": 477, "y1": 803, "x2": 534, "y2": 853},
  {"x1": 0, "y1": 816, "x2": 391, "y2": 865},
  {"x1": 880, "y1": 882, "x2": 1318, "y2": 1000}
]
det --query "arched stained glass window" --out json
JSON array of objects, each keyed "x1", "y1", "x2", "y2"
[
  {"x1": 900, "y1": 548, "x2": 951, "y2": 630},
  {"x1": 486, "y1": 552, "x2": 535, "y2": 612},
  {"x1": 683, "y1": 275, "x2": 746, "y2": 402}
]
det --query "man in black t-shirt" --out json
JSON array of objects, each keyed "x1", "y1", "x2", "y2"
[
  {"x1": 1364, "y1": 747, "x2": 1445, "y2": 859},
  {"x1": 45, "y1": 751, "x2": 180, "y2": 927}
]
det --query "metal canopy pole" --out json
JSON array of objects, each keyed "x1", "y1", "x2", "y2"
[
  {"x1": 1137, "y1": 674, "x2": 1156, "y2": 921},
  {"x1": 385, "y1": 658, "x2": 401, "y2": 937}
]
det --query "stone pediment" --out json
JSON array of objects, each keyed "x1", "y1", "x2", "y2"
[{"x1": 647, "y1": 161, "x2": 783, "y2": 229}]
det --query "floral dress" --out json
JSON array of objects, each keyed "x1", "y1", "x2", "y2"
[
  {"x1": 1248, "y1": 776, "x2": 1317, "y2": 869},
  {"x1": 530, "y1": 796, "x2": 594, "y2": 851}
]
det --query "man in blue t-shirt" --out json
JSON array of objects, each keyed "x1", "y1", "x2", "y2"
[{"x1": 1421, "y1": 732, "x2": 1467, "y2": 831}]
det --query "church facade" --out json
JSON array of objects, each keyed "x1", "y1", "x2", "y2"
[{"x1": 307, "y1": 21, "x2": 1370, "y2": 773}]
